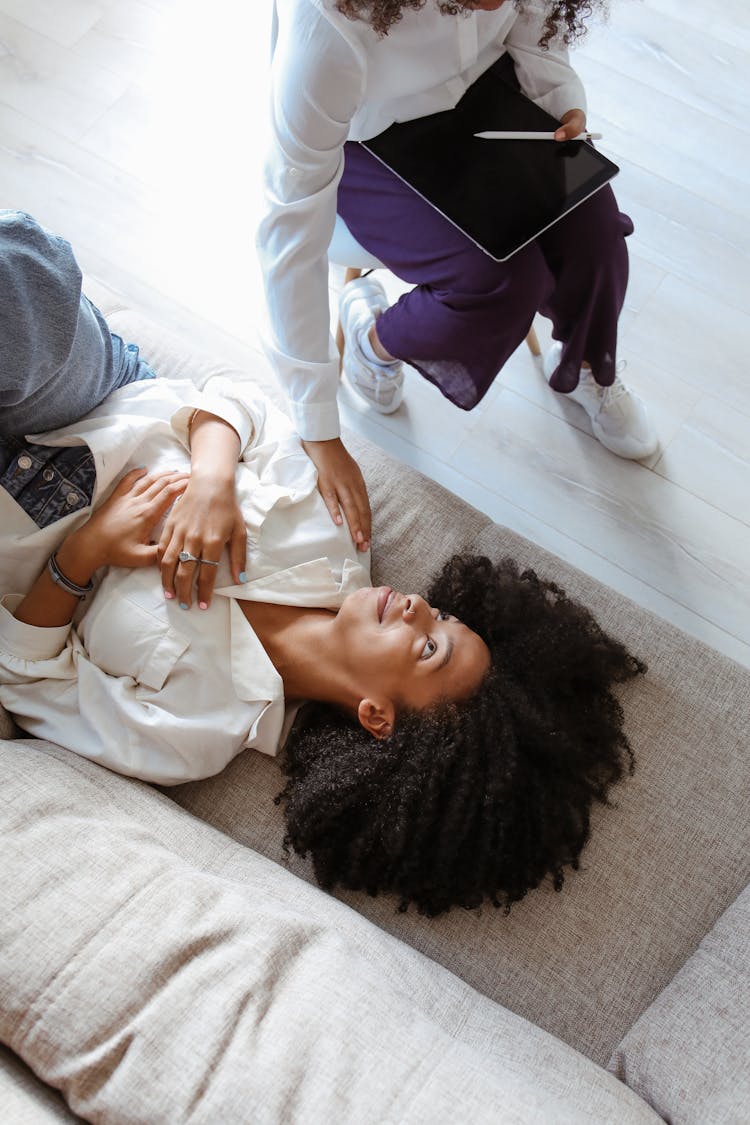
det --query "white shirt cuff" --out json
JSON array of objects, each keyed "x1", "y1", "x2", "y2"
[
  {"x1": 171, "y1": 397, "x2": 254, "y2": 456},
  {"x1": 287, "y1": 398, "x2": 341, "y2": 442},
  {"x1": 536, "y1": 80, "x2": 588, "y2": 122},
  {"x1": 0, "y1": 594, "x2": 72, "y2": 660}
]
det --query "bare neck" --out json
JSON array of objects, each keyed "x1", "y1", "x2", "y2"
[{"x1": 239, "y1": 600, "x2": 356, "y2": 709}]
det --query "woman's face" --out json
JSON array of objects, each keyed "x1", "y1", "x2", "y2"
[{"x1": 334, "y1": 586, "x2": 491, "y2": 723}]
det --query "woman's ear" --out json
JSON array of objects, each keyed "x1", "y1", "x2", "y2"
[{"x1": 357, "y1": 698, "x2": 395, "y2": 740}]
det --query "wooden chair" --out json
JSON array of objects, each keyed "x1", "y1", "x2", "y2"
[{"x1": 330, "y1": 213, "x2": 541, "y2": 369}]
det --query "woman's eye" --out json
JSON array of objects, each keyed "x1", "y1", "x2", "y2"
[
  {"x1": 421, "y1": 637, "x2": 438, "y2": 659},
  {"x1": 437, "y1": 611, "x2": 450, "y2": 621}
]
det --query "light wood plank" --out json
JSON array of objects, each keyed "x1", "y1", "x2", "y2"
[
  {"x1": 0, "y1": 11, "x2": 129, "y2": 142},
  {"x1": 0, "y1": 0, "x2": 103, "y2": 49},
  {"x1": 577, "y1": 55, "x2": 750, "y2": 220},
  {"x1": 641, "y1": 0, "x2": 750, "y2": 52},
  {"x1": 621, "y1": 273, "x2": 750, "y2": 417},
  {"x1": 578, "y1": 3, "x2": 750, "y2": 132},
  {"x1": 612, "y1": 163, "x2": 750, "y2": 312},
  {"x1": 652, "y1": 394, "x2": 750, "y2": 523}
]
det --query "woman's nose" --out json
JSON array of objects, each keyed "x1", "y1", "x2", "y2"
[{"x1": 402, "y1": 594, "x2": 425, "y2": 621}]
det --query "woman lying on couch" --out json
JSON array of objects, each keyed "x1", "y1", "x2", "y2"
[{"x1": 0, "y1": 210, "x2": 644, "y2": 916}]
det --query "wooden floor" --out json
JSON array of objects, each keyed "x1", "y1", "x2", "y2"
[{"x1": 1, "y1": 0, "x2": 748, "y2": 666}]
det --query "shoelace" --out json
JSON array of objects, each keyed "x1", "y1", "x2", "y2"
[
  {"x1": 583, "y1": 360, "x2": 629, "y2": 411},
  {"x1": 601, "y1": 380, "x2": 630, "y2": 409}
]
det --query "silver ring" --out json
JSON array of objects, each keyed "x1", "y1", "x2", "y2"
[{"x1": 178, "y1": 549, "x2": 220, "y2": 567}]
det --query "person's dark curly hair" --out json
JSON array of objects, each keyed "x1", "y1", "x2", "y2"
[
  {"x1": 335, "y1": 1, "x2": 605, "y2": 48},
  {"x1": 278, "y1": 555, "x2": 645, "y2": 916}
]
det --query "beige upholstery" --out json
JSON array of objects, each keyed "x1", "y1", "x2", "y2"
[
  {"x1": 0, "y1": 1046, "x2": 79, "y2": 1124},
  {"x1": 0, "y1": 740, "x2": 660, "y2": 1125},
  {"x1": 609, "y1": 882, "x2": 750, "y2": 1124}
]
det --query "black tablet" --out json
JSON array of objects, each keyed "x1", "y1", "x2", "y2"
[{"x1": 361, "y1": 61, "x2": 619, "y2": 261}]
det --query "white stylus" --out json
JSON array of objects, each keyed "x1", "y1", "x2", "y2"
[{"x1": 474, "y1": 130, "x2": 602, "y2": 141}]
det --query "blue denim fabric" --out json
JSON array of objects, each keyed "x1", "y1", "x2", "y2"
[
  {"x1": 0, "y1": 355, "x2": 155, "y2": 528},
  {"x1": 110, "y1": 333, "x2": 157, "y2": 388},
  {"x1": 0, "y1": 438, "x2": 95, "y2": 529}
]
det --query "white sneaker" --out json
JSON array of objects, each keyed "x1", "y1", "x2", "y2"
[
  {"x1": 339, "y1": 276, "x2": 405, "y2": 414},
  {"x1": 543, "y1": 342, "x2": 659, "y2": 460}
]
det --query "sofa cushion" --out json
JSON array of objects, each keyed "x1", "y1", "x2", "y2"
[
  {"x1": 0, "y1": 1045, "x2": 81, "y2": 1124},
  {"x1": 0, "y1": 739, "x2": 659, "y2": 1125},
  {"x1": 608, "y1": 881, "x2": 750, "y2": 1124}
]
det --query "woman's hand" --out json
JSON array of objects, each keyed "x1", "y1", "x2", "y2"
[
  {"x1": 157, "y1": 474, "x2": 246, "y2": 610},
  {"x1": 302, "y1": 437, "x2": 372, "y2": 552},
  {"x1": 12, "y1": 469, "x2": 189, "y2": 630},
  {"x1": 74, "y1": 468, "x2": 190, "y2": 572},
  {"x1": 554, "y1": 108, "x2": 587, "y2": 141},
  {"x1": 156, "y1": 409, "x2": 245, "y2": 610}
]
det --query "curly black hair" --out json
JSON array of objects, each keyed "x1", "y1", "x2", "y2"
[
  {"x1": 336, "y1": 1, "x2": 604, "y2": 48},
  {"x1": 278, "y1": 555, "x2": 645, "y2": 916}
]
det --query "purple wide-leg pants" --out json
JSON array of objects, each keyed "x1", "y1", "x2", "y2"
[{"x1": 337, "y1": 124, "x2": 633, "y2": 409}]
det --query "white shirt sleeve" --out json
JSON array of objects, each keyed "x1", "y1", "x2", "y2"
[
  {"x1": 256, "y1": 1, "x2": 362, "y2": 441},
  {"x1": 169, "y1": 375, "x2": 270, "y2": 456},
  {"x1": 503, "y1": 4, "x2": 587, "y2": 120},
  {"x1": 0, "y1": 595, "x2": 252, "y2": 785}
]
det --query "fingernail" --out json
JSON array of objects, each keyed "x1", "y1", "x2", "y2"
[
  {"x1": 180, "y1": 602, "x2": 189, "y2": 610},
  {"x1": 199, "y1": 601, "x2": 208, "y2": 611},
  {"x1": 356, "y1": 530, "x2": 363, "y2": 543},
  {"x1": 239, "y1": 571, "x2": 248, "y2": 583},
  {"x1": 360, "y1": 541, "x2": 370, "y2": 552},
  {"x1": 164, "y1": 590, "x2": 174, "y2": 600},
  {"x1": 335, "y1": 515, "x2": 343, "y2": 525}
]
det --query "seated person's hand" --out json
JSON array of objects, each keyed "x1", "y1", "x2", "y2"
[
  {"x1": 301, "y1": 437, "x2": 372, "y2": 552},
  {"x1": 554, "y1": 108, "x2": 587, "y2": 141},
  {"x1": 75, "y1": 468, "x2": 190, "y2": 572}
]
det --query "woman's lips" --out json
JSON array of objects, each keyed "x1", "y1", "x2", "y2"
[{"x1": 377, "y1": 586, "x2": 393, "y2": 622}]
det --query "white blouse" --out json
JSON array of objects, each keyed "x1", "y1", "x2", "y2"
[
  {"x1": 0, "y1": 378, "x2": 371, "y2": 785},
  {"x1": 257, "y1": 0, "x2": 587, "y2": 441}
]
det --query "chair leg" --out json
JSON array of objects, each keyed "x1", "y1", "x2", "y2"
[
  {"x1": 336, "y1": 267, "x2": 363, "y2": 373},
  {"x1": 525, "y1": 325, "x2": 541, "y2": 358}
]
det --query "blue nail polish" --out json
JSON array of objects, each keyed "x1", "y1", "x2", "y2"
[
  {"x1": 239, "y1": 571, "x2": 248, "y2": 583},
  {"x1": 180, "y1": 602, "x2": 189, "y2": 610}
]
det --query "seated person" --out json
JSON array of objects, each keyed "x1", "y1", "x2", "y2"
[{"x1": 0, "y1": 210, "x2": 644, "y2": 916}]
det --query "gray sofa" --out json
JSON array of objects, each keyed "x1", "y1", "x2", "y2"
[{"x1": 1, "y1": 296, "x2": 749, "y2": 1124}]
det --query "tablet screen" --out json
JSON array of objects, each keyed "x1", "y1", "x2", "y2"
[{"x1": 362, "y1": 63, "x2": 619, "y2": 261}]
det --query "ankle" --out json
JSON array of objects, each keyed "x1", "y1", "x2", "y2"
[
  {"x1": 368, "y1": 321, "x2": 397, "y2": 364},
  {"x1": 359, "y1": 321, "x2": 398, "y2": 367}
]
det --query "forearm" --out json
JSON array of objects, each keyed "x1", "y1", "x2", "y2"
[
  {"x1": 188, "y1": 410, "x2": 241, "y2": 482},
  {"x1": 13, "y1": 529, "x2": 102, "y2": 629}
]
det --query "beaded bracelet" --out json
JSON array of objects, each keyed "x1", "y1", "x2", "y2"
[{"x1": 47, "y1": 552, "x2": 94, "y2": 600}]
